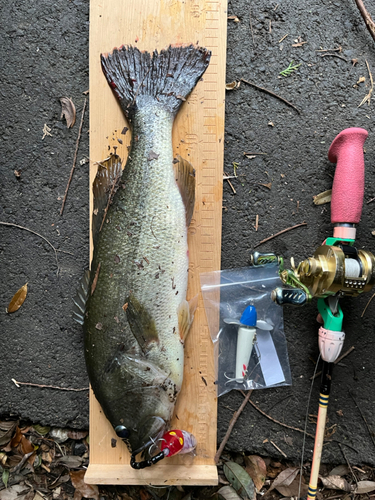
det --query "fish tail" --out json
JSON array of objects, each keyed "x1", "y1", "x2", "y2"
[{"x1": 101, "y1": 45, "x2": 211, "y2": 118}]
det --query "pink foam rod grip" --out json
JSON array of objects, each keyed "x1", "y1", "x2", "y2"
[{"x1": 328, "y1": 127, "x2": 368, "y2": 225}]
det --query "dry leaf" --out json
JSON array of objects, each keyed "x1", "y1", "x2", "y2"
[
  {"x1": 259, "y1": 182, "x2": 272, "y2": 190},
  {"x1": 329, "y1": 465, "x2": 349, "y2": 476},
  {"x1": 354, "y1": 480, "x2": 375, "y2": 494},
  {"x1": 57, "y1": 455, "x2": 83, "y2": 468},
  {"x1": 268, "y1": 121, "x2": 274, "y2": 127},
  {"x1": 227, "y1": 15, "x2": 240, "y2": 22},
  {"x1": 269, "y1": 467, "x2": 299, "y2": 492},
  {"x1": 320, "y1": 474, "x2": 351, "y2": 491},
  {"x1": 244, "y1": 455, "x2": 267, "y2": 491},
  {"x1": 0, "y1": 484, "x2": 30, "y2": 500},
  {"x1": 70, "y1": 470, "x2": 99, "y2": 500},
  {"x1": 357, "y1": 76, "x2": 366, "y2": 84},
  {"x1": 60, "y1": 97, "x2": 76, "y2": 128},
  {"x1": 276, "y1": 476, "x2": 308, "y2": 497},
  {"x1": 223, "y1": 461, "x2": 255, "y2": 499},
  {"x1": 225, "y1": 81, "x2": 237, "y2": 90},
  {"x1": 313, "y1": 189, "x2": 332, "y2": 205},
  {"x1": 67, "y1": 430, "x2": 88, "y2": 440},
  {"x1": 217, "y1": 486, "x2": 242, "y2": 500},
  {"x1": 7, "y1": 283, "x2": 28, "y2": 313},
  {"x1": 0, "y1": 420, "x2": 18, "y2": 446}
]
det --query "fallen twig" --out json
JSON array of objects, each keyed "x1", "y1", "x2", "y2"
[
  {"x1": 367, "y1": 196, "x2": 375, "y2": 204},
  {"x1": 0, "y1": 222, "x2": 59, "y2": 273},
  {"x1": 338, "y1": 442, "x2": 358, "y2": 487},
  {"x1": 215, "y1": 390, "x2": 253, "y2": 463},
  {"x1": 361, "y1": 292, "x2": 375, "y2": 317},
  {"x1": 316, "y1": 47, "x2": 342, "y2": 52},
  {"x1": 354, "y1": 0, "x2": 375, "y2": 44},
  {"x1": 249, "y1": 2, "x2": 255, "y2": 48},
  {"x1": 241, "y1": 78, "x2": 301, "y2": 114},
  {"x1": 320, "y1": 53, "x2": 348, "y2": 62},
  {"x1": 310, "y1": 346, "x2": 355, "y2": 380},
  {"x1": 254, "y1": 222, "x2": 307, "y2": 248},
  {"x1": 99, "y1": 168, "x2": 122, "y2": 231},
  {"x1": 240, "y1": 391, "x2": 315, "y2": 439},
  {"x1": 224, "y1": 172, "x2": 236, "y2": 194},
  {"x1": 349, "y1": 391, "x2": 375, "y2": 450},
  {"x1": 60, "y1": 98, "x2": 87, "y2": 215},
  {"x1": 278, "y1": 33, "x2": 289, "y2": 43},
  {"x1": 243, "y1": 152, "x2": 267, "y2": 155},
  {"x1": 270, "y1": 440, "x2": 287, "y2": 458},
  {"x1": 12, "y1": 379, "x2": 88, "y2": 392},
  {"x1": 358, "y1": 60, "x2": 373, "y2": 107}
]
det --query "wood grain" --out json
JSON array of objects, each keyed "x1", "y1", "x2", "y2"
[{"x1": 86, "y1": 0, "x2": 227, "y2": 485}]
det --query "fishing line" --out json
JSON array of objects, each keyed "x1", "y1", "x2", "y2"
[{"x1": 298, "y1": 353, "x2": 321, "y2": 499}]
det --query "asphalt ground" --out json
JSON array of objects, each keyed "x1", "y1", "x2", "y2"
[{"x1": 1, "y1": 0, "x2": 375, "y2": 466}]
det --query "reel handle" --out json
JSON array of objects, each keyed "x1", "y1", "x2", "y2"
[{"x1": 328, "y1": 128, "x2": 368, "y2": 228}]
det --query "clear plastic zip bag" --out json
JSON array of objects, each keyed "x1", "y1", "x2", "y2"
[{"x1": 200, "y1": 264, "x2": 292, "y2": 397}]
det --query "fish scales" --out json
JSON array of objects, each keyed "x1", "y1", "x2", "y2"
[{"x1": 82, "y1": 45, "x2": 211, "y2": 458}]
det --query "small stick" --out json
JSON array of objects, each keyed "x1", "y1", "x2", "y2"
[
  {"x1": 349, "y1": 391, "x2": 375, "y2": 449},
  {"x1": 358, "y1": 60, "x2": 373, "y2": 107},
  {"x1": 99, "y1": 168, "x2": 122, "y2": 231},
  {"x1": 320, "y1": 53, "x2": 348, "y2": 62},
  {"x1": 60, "y1": 98, "x2": 87, "y2": 215},
  {"x1": 249, "y1": 2, "x2": 255, "y2": 47},
  {"x1": 316, "y1": 47, "x2": 342, "y2": 52},
  {"x1": 354, "y1": 0, "x2": 375, "y2": 43},
  {"x1": 240, "y1": 391, "x2": 315, "y2": 439},
  {"x1": 367, "y1": 196, "x2": 375, "y2": 204},
  {"x1": 255, "y1": 214, "x2": 259, "y2": 231},
  {"x1": 361, "y1": 292, "x2": 375, "y2": 317},
  {"x1": 12, "y1": 379, "x2": 88, "y2": 392},
  {"x1": 241, "y1": 78, "x2": 301, "y2": 114},
  {"x1": 338, "y1": 442, "x2": 358, "y2": 487},
  {"x1": 310, "y1": 346, "x2": 355, "y2": 380},
  {"x1": 254, "y1": 222, "x2": 307, "y2": 248},
  {"x1": 214, "y1": 390, "x2": 253, "y2": 463},
  {"x1": 224, "y1": 172, "x2": 236, "y2": 194},
  {"x1": 243, "y1": 152, "x2": 267, "y2": 155},
  {"x1": 0, "y1": 221, "x2": 59, "y2": 272},
  {"x1": 270, "y1": 440, "x2": 287, "y2": 458},
  {"x1": 278, "y1": 33, "x2": 289, "y2": 43}
]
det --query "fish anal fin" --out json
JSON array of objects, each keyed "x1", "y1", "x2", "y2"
[
  {"x1": 125, "y1": 294, "x2": 159, "y2": 352},
  {"x1": 173, "y1": 155, "x2": 196, "y2": 226},
  {"x1": 177, "y1": 295, "x2": 198, "y2": 342},
  {"x1": 72, "y1": 270, "x2": 90, "y2": 325},
  {"x1": 92, "y1": 155, "x2": 122, "y2": 247}
]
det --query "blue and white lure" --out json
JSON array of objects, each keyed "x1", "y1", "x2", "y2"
[{"x1": 223, "y1": 305, "x2": 273, "y2": 384}]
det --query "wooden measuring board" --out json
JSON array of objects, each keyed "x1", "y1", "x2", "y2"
[{"x1": 86, "y1": 0, "x2": 227, "y2": 486}]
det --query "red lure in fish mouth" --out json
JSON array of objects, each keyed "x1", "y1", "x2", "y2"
[{"x1": 130, "y1": 429, "x2": 197, "y2": 469}]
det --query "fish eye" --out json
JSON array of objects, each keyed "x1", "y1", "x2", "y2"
[{"x1": 115, "y1": 425, "x2": 130, "y2": 439}]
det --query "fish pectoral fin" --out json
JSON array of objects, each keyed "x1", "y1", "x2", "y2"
[
  {"x1": 125, "y1": 294, "x2": 159, "y2": 352},
  {"x1": 173, "y1": 155, "x2": 196, "y2": 227},
  {"x1": 177, "y1": 295, "x2": 198, "y2": 342},
  {"x1": 92, "y1": 154, "x2": 123, "y2": 247},
  {"x1": 72, "y1": 270, "x2": 90, "y2": 324}
]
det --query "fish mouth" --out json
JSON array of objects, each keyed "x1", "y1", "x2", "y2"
[{"x1": 130, "y1": 415, "x2": 167, "y2": 458}]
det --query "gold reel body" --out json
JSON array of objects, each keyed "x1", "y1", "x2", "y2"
[{"x1": 297, "y1": 245, "x2": 375, "y2": 298}]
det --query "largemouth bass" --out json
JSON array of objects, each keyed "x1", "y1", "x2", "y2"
[{"x1": 74, "y1": 45, "x2": 211, "y2": 465}]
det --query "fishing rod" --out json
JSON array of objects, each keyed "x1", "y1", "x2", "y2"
[{"x1": 263, "y1": 128, "x2": 375, "y2": 499}]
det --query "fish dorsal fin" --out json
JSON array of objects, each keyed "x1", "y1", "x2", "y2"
[
  {"x1": 72, "y1": 270, "x2": 90, "y2": 325},
  {"x1": 125, "y1": 294, "x2": 159, "y2": 353},
  {"x1": 177, "y1": 296, "x2": 198, "y2": 342},
  {"x1": 173, "y1": 155, "x2": 196, "y2": 226},
  {"x1": 92, "y1": 155, "x2": 122, "y2": 247}
]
